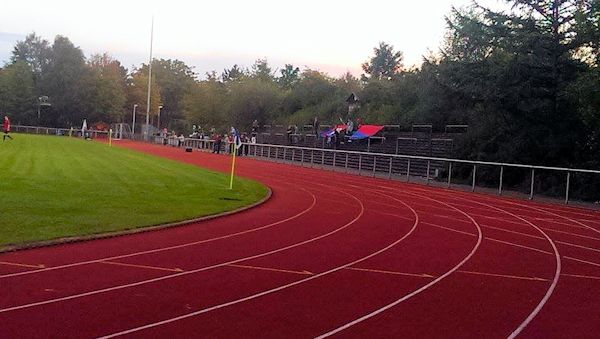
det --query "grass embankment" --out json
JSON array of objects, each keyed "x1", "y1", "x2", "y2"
[{"x1": 0, "y1": 134, "x2": 268, "y2": 247}]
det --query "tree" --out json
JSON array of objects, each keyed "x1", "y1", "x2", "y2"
[
  {"x1": 83, "y1": 53, "x2": 128, "y2": 122},
  {"x1": 574, "y1": 0, "x2": 600, "y2": 65},
  {"x1": 184, "y1": 79, "x2": 227, "y2": 130},
  {"x1": 140, "y1": 59, "x2": 196, "y2": 128},
  {"x1": 38, "y1": 35, "x2": 89, "y2": 126},
  {"x1": 0, "y1": 61, "x2": 37, "y2": 124},
  {"x1": 10, "y1": 33, "x2": 51, "y2": 79},
  {"x1": 251, "y1": 59, "x2": 275, "y2": 82},
  {"x1": 283, "y1": 70, "x2": 346, "y2": 125},
  {"x1": 278, "y1": 64, "x2": 300, "y2": 89},
  {"x1": 227, "y1": 77, "x2": 282, "y2": 128},
  {"x1": 127, "y1": 69, "x2": 162, "y2": 125},
  {"x1": 439, "y1": 1, "x2": 588, "y2": 166},
  {"x1": 361, "y1": 42, "x2": 404, "y2": 80},
  {"x1": 222, "y1": 64, "x2": 246, "y2": 83}
]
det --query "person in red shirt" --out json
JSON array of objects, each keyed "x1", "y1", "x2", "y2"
[{"x1": 3, "y1": 116, "x2": 13, "y2": 141}]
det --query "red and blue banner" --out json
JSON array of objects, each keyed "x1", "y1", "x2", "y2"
[
  {"x1": 320, "y1": 124, "x2": 347, "y2": 138},
  {"x1": 349, "y1": 125, "x2": 384, "y2": 140}
]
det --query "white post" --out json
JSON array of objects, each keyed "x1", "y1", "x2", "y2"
[
  {"x1": 157, "y1": 105, "x2": 163, "y2": 129},
  {"x1": 132, "y1": 104, "x2": 138, "y2": 135},
  {"x1": 144, "y1": 17, "x2": 154, "y2": 140}
]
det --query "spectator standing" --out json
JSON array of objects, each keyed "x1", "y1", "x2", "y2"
[
  {"x1": 286, "y1": 125, "x2": 293, "y2": 144},
  {"x1": 313, "y1": 117, "x2": 320, "y2": 137}
]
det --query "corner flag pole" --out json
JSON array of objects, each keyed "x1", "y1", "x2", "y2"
[
  {"x1": 229, "y1": 143, "x2": 237, "y2": 190},
  {"x1": 109, "y1": 129, "x2": 113, "y2": 146}
]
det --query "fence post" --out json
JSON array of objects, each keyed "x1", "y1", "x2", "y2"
[
  {"x1": 426, "y1": 160, "x2": 431, "y2": 185},
  {"x1": 395, "y1": 139, "x2": 399, "y2": 155},
  {"x1": 311, "y1": 150, "x2": 314, "y2": 168},
  {"x1": 358, "y1": 154, "x2": 362, "y2": 176},
  {"x1": 565, "y1": 171, "x2": 570, "y2": 205},
  {"x1": 388, "y1": 157, "x2": 393, "y2": 179},
  {"x1": 529, "y1": 168, "x2": 535, "y2": 200},
  {"x1": 407, "y1": 159, "x2": 411, "y2": 182},
  {"x1": 499, "y1": 166, "x2": 504, "y2": 195},
  {"x1": 345, "y1": 153, "x2": 349, "y2": 173},
  {"x1": 372, "y1": 157, "x2": 377, "y2": 177},
  {"x1": 333, "y1": 152, "x2": 337, "y2": 171},
  {"x1": 321, "y1": 151, "x2": 325, "y2": 169},
  {"x1": 447, "y1": 162, "x2": 452, "y2": 188},
  {"x1": 472, "y1": 165, "x2": 477, "y2": 192},
  {"x1": 283, "y1": 148, "x2": 286, "y2": 163},
  {"x1": 292, "y1": 149, "x2": 295, "y2": 165},
  {"x1": 368, "y1": 138, "x2": 371, "y2": 153}
]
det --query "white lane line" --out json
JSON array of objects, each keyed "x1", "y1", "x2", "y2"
[
  {"x1": 0, "y1": 188, "x2": 362, "y2": 314},
  {"x1": 347, "y1": 267, "x2": 548, "y2": 282},
  {"x1": 485, "y1": 238, "x2": 553, "y2": 255},
  {"x1": 481, "y1": 224, "x2": 544, "y2": 240},
  {"x1": 564, "y1": 256, "x2": 600, "y2": 267},
  {"x1": 314, "y1": 191, "x2": 482, "y2": 338},
  {"x1": 441, "y1": 199, "x2": 561, "y2": 339},
  {"x1": 423, "y1": 222, "x2": 478, "y2": 237},
  {"x1": 0, "y1": 187, "x2": 317, "y2": 280},
  {"x1": 538, "y1": 226, "x2": 600, "y2": 241},
  {"x1": 555, "y1": 240, "x2": 600, "y2": 253},
  {"x1": 561, "y1": 274, "x2": 600, "y2": 281},
  {"x1": 0, "y1": 261, "x2": 45, "y2": 269},
  {"x1": 96, "y1": 190, "x2": 419, "y2": 339},
  {"x1": 480, "y1": 224, "x2": 600, "y2": 253},
  {"x1": 491, "y1": 200, "x2": 600, "y2": 236},
  {"x1": 358, "y1": 185, "x2": 562, "y2": 339},
  {"x1": 346, "y1": 267, "x2": 435, "y2": 279},
  {"x1": 457, "y1": 270, "x2": 549, "y2": 282},
  {"x1": 99, "y1": 261, "x2": 184, "y2": 273},
  {"x1": 380, "y1": 209, "x2": 600, "y2": 260},
  {"x1": 530, "y1": 218, "x2": 591, "y2": 230},
  {"x1": 227, "y1": 264, "x2": 313, "y2": 276}
]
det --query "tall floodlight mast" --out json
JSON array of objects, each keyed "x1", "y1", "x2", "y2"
[{"x1": 144, "y1": 17, "x2": 154, "y2": 140}]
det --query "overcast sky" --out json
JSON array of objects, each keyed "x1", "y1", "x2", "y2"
[{"x1": 0, "y1": 0, "x2": 504, "y2": 78}]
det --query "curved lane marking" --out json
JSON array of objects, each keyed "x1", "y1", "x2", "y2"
[
  {"x1": 314, "y1": 190, "x2": 483, "y2": 338},
  {"x1": 0, "y1": 184, "x2": 316, "y2": 280},
  {"x1": 96, "y1": 190, "x2": 419, "y2": 339},
  {"x1": 0, "y1": 187, "x2": 364, "y2": 314}
]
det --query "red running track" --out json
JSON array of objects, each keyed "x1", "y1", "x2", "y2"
[{"x1": 1, "y1": 140, "x2": 599, "y2": 338}]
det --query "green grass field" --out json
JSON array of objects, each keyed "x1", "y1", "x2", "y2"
[{"x1": 0, "y1": 134, "x2": 268, "y2": 248}]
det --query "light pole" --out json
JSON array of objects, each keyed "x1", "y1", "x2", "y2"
[
  {"x1": 157, "y1": 105, "x2": 163, "y2": 129},
  {"x1": 132, "y1": 104, "x2": 138, "y2": 135},
  {"x1": 144, "y1": 17, "x2": 154, "y2": 140}
]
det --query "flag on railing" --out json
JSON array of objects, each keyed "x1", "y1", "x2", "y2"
[
  {"x1": 231, "y1": 127, "x2": 242, "y2": 149},
  {"x1": 229, "y1": 126, "x2": 242, "y2": 190},
  {"x1": 320, "y1": 124, "x2": 347, "y2": 138}
]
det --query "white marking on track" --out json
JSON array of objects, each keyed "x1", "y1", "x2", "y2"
[
  {"x1": 0, "y1": 186, "x2": 318, "y2": 280},
  {"x1": 0, "y1": 187, "x2": 362, "y2": 314},
  {"x1": 314, "y1": 191, "x2": 482, "y2": 338},
  {"x1": 97, "y1": 190, "x2": 420, "y2": 339}
]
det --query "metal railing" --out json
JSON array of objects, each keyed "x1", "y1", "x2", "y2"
[
  {"x1": 13, "y1": 126, "x2": 600, "y2": 205},
  {"x1": 242, "y1": 143, "x2": 600, "y2": 205},
  {"x1": 12, "y1": 125, "x2": 109, "y2": 138}
]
